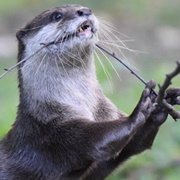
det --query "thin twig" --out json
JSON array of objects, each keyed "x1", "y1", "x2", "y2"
[
  {"x1": 95, "y1": 44, "x2": 158, "y2": 96},
  {"x1": 0, "y1": 47, "x2": 44, "y2": 79},
  {"x1": 95, "y1": 44, "x2": 180, "y2": 120},
  {"x1": 0, "y1": 42, "x2": 53, "y2": 79}
]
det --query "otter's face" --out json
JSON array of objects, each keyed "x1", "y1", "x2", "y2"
[
  {"x1": 16, "y1": 4, "x2": 99, "y2": 61},
  {"x1": 16, "y1": 5, "x2": 100, "y2": 121}
]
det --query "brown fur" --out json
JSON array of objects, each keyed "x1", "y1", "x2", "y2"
[{"x1": 0, "y1": 4, "x2": 169, "y2": 180}]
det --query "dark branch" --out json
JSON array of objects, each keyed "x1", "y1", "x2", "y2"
[{"x1": 157, "y1": 62, "x2": 180, "y2": 120}]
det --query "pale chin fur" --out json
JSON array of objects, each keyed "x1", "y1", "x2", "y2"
[{"x1": 24, "y1": 14, "x2": 99, "y2": 56}]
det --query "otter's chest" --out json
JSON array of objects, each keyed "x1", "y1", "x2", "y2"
[{"x1": 55, "y1": 76, "x2": 99, "y2": 121}]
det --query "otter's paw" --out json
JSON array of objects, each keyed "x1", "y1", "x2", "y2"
[
  {"x1": 150, "y1": 108, "x2": 168, "y2": 126},
  {"x1": 165, "y1": 88, "x2": 180, "y2": 105},
  {"x1": 130, "y1": 80, "x2": 156, "y2": 126},
  {"x1": 150, "y1": 87, "x2": 180, "y2": 125}
]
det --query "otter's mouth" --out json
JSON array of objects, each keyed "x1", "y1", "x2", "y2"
[
  {"x1": 77, "y1": 20, "x2": 95, "y2": 37},
  {"x1": 56, "y1": 20, "x2": 96, "y2": 43}
]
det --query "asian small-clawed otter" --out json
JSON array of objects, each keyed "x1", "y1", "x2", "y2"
[{"x1": 0, "y1": 4, "x2": 178, "y2": 180}]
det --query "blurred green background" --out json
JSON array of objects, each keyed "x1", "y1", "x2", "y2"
[{"x1": 0, "y1": 0, "x2": 180, "y2": 179}]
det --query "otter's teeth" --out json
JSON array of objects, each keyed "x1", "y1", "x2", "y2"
[
  {"x1": 80, "y1": 27, "x2": 84, "y2": 32},
  {"x1": 78, "y1": 26, "x2": 91, "y2": 33},
  {"x1": 86, "y1": 27, "x2": 91, "y2": 31}
]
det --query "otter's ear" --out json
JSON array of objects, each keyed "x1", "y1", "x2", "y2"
[{"x1": 16, "y1": 29, "x2": 27, "y2": 41}]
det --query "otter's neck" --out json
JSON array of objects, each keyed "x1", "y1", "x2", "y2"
[{"x1": 18, "y1": 51, "x2": 102, "y2": 122}]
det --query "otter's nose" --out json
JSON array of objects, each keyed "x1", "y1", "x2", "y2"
[{"x1": 76, "y1": 8, "x2": 92, "y2": 16}]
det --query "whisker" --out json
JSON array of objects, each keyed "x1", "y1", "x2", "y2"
[
  {"x1": 34, "y1": 53, "x2": 48, "y2": 76},
  {"x1": 55, "y1": 55, "x2": 63, "y2": 76},
  {"x1": 99, "y1": 41, "x2": 140, "y2": 54},
  {"x1": 95, "y1": 46, "x2": 121, "y2": 80},
  {"x1": 17, "y1": 24, "x2": 47, "y2": 31},
  {"x1": 98, "y1": 24, "x2": 133, "y2": 62},
  {"x1": 0, "y1": 45, "x2": 46, "y2": 79},
  {"x1": 98, "y1": 20, "x2": 135, "y2": 56},
  {"x1": 98, "y1": 28, "x2": 114, "y2": 52},
  {"x1": 97, "y1": 17, "x2": 130, "y2": 38},
  {"x1": 100, "y1": 23, "x2": 130, "y2": 50},
  {"x1": 94, "y1": 51, "x2": 113, "y2": 93},
  {"x1": 61, "y1": 53, "x2": 79, "y2": 68},
  {"x1": 58, "y1": 55, "x2": 70, "y2": 78}
]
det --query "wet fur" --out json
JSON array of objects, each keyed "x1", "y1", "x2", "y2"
[{"x1": 0, "y1": 4, "x2": 169, "y2": 180}]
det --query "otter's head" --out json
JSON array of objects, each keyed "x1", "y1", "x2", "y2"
[
  {"x1": 16, "y1": 4, "x2": 99, "y2": 67},
  {"x1": 16, "y1": 5, "x2": 100, "y2": 121}
]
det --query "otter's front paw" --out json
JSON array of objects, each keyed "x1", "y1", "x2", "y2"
[
  {"x1": 130, "y1": 80, "x2": 156, "y2": 126},
  {"x1": 150, "y1": 87, "x2": 180, "y2": 125},
  {"x1": 165, "y1": 88, "x2": 180, "y2": 105}
]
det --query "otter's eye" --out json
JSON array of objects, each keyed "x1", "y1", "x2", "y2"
[{"x1": 51, "y1": 12, "x2": 62, "y2": 22}]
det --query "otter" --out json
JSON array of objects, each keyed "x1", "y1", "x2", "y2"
[{"x1": 0, "y1": 4, "x2": 175, "y2": 180}]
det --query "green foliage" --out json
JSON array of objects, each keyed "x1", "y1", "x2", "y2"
[
  {"x1": 0, "y1": 0, "x2": 25, "y2": 14},
  {"x1": 0, "y1": 59, "x2": 18, "y2": 137}
]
